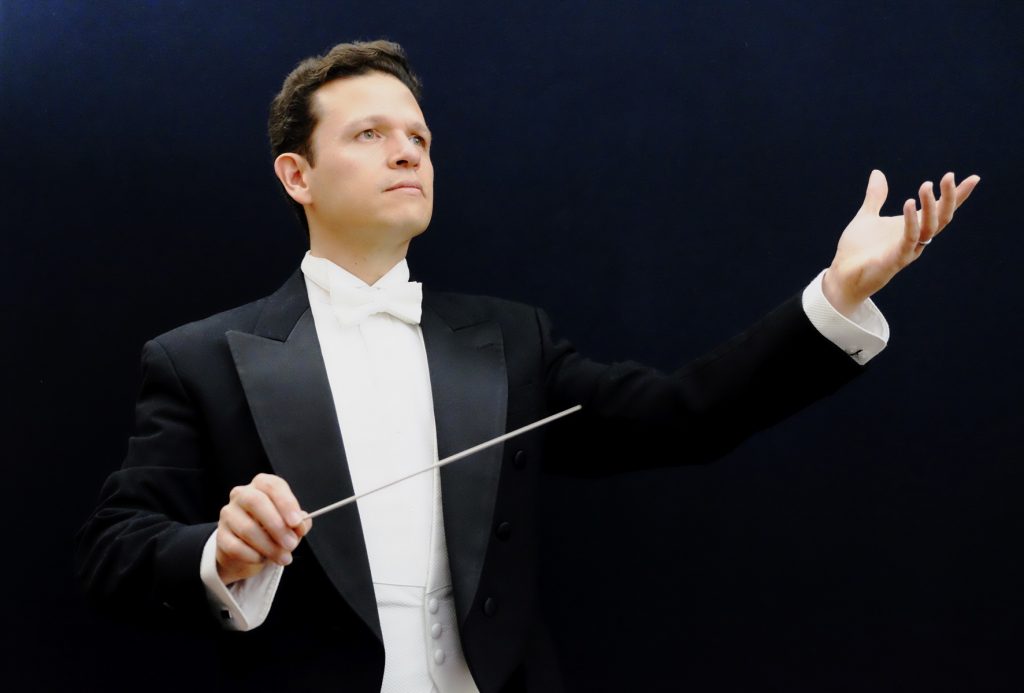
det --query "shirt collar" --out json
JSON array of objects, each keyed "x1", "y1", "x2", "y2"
[{"x1": 300, "y1": 251, "x2": 412, "y2": 296}]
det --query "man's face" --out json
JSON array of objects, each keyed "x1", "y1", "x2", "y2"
[{"x1": 302, "y1": 71, "x2": 433, "y2": 246}]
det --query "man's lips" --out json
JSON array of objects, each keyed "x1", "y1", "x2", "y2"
[{"x1": 385, "y1": 181, "x2": 423, "y2": 193}]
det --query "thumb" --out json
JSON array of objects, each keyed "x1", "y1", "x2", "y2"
[{"x1": 859, "y1": 169, "x2": 888, "y2": 215}]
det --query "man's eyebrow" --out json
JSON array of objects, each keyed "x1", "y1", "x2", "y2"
[{"x1": 347, "y1": 115, "x2": 432, "y2": 137}]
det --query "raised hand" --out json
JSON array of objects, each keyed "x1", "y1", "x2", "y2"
[{"x1": 822, "y1": 169, "x2": 980, "y2": 317}]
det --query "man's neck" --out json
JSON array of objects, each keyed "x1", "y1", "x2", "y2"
[{"x1": 308, "y1": 235, "x2": 410, "y2": 286}]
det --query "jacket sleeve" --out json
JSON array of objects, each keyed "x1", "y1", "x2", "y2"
[
  {"x1": 75, "y1": 338, "x2": 223, "y2": 628},
  {"x1": 539, "y1": 293, "x2": 865, "y2": 473}
]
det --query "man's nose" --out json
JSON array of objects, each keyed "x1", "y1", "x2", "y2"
[{"x1": 389, "y1": 135, "x2": 422, "y2": 168}]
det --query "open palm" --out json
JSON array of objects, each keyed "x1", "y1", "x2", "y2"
[{"x1": 823, "y1": 170, "x2": 980, "y2": 316}]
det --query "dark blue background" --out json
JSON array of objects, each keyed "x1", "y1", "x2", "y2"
[{"x1": 4, "y1": 1, "x2": 1022, "y2": 690}]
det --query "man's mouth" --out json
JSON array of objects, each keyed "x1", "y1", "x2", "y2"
[{"x1": 385, "y1": 180, "x2": 423, "y2": 193}]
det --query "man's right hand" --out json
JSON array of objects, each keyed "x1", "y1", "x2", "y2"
[{"x1": 216, "y1": 473, "x2": 313, "y2": 585}]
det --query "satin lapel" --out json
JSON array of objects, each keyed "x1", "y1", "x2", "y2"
[
  {"x1": 226, "y1": 274, "x2": 380, "y2": 641},
  {"x1": 421, "y1": 298, "x2": 507, "y2": 622}
]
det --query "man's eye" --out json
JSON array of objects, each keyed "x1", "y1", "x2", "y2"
[
  {"x1": 357, "y1": 129, "x2": 378, "y2": 140},
  {"x1": 410, "y1": 134, "x2": 427, "y2": 148}
]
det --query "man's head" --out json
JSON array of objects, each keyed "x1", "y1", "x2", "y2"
[{"x1": 269, "y1": 40, "x2": 432, "y2": 256}]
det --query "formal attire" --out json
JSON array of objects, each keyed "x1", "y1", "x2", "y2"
[{"x1": 76, "y1": 255, "x2": 883, "y2": 692}]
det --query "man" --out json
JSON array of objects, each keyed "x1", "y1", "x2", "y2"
[{"x1": 76, "y1": 40, "x2": 979, "y2": 692}]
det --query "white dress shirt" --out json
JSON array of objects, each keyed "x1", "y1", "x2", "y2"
[{"x1": 199, "y1": 258, "x2": 888, "y2": 692}]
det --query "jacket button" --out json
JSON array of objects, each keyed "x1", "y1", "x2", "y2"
[
  {"x1": 483, "y1": 597, "x2": 497, "y2": 617},
  {"x1": 495, "y1": 522, "x2": 511, "y2": 540},
  {"x1": 513, "y1": 450, "x2": 528, "y2": 469}
]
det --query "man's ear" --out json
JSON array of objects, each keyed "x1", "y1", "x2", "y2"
[{"x1": 273, "y1": 153, "x2": 313, "y2": 205}]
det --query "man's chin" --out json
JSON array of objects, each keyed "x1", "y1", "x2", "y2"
[
  {"x1": 385, "y1": 213, "x2": 432, "y2": 240},
  {"x1": 311, "y1": 211, "x2": 431, "y2": 244}
]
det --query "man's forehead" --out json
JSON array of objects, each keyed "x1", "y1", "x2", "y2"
[{"x1": 313, "y1": 72, "x2": 425, "y2": 124}]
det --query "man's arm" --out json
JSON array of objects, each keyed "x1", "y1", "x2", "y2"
[
  {"x1": 75, "y1": 338, "x2": 309, "y2": 627},
  {"x1": 539, "y1": 170, "x2": 980, "y2": 471},
  {"x1": 75, "y1": 339, "x2": 224, "y2": 624}
]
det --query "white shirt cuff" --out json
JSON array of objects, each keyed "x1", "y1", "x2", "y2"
[
  {"x1": 802, "y1": 269, "x2": 890, "y2": 366},
  {"x1": 199, "y1": 528, "x2": 284, "y2": 631}
]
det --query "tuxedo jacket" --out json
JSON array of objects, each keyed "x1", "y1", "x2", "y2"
[{"x1": 76, "y1": 270, "x2": 861, "y2": 692}]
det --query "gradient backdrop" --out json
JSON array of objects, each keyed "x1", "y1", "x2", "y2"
[{"x1": 4, "y1": 1, "x2": 1023, "y2": 691}]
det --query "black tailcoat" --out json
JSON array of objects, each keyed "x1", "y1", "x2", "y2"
[{"x1": 77, "y1": 270, "x2": 861, "y2": 692}]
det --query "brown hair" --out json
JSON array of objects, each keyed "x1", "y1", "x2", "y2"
[{"x1": 268, "y1": 40, "x2": 423, "y2": 234}]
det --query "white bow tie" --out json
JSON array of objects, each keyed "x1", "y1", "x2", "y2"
[{"x1": 329, "y1": 281, "x2": 423, "y2": 327}]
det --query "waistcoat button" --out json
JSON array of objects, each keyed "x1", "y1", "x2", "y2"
[
  {"x1": 496, "y1": 521, "x2": 511, "y2": 540},
  {"x1": 483, "y1": 597, "x2": 497, "y2": 616}
]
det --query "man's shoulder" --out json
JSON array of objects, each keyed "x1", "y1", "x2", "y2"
[
  {"x1": 150, "y1": 271, "x2": 304, "y2": 354},
  {"x1": 152, "y1": 298, "x2": 267, "y2": 348}
]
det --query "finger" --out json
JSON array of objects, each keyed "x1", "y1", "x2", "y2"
[
  {"x1": 222, "y1": 503, "x2": 293, "y2": 565},
  {"x1": 252, "y1": 473, "x2": 308, "y2": 539},
  {"x1": 228, "y1": 487, "x2": 298, "y2": 558},
  {"x1": 216, "y1": 525, "x2": 266, "y2": 566},
  {"x1": 936, "y1": 172, "x2": 956, "y2": 228},
  {"x1": 860, "y1": 169, "x2": 888, "y2": 215},
  {"x1": 903, "y1": 197, "x2": 922, "y2": 251},
  {"x1": 953, "y1": 174, "x2": 981, "y2": 209},
  {"x1": 918, "y1": 180, "x2": 937, "y2": 241}
]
